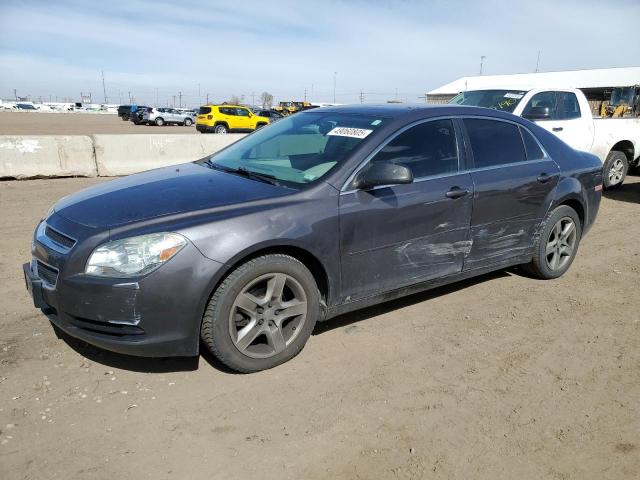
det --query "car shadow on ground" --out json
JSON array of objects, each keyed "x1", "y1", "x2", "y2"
[
  {"x1": 53, "y1": 269, "x2": 515, "y2": 374},
  {"x1": 603, "y1": 173, "x2": 640, "y2": 205}
]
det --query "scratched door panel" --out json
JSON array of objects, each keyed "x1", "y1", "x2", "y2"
[
  {"x1": 339, "y1": 173, "x2": 473, "y2": 301},
  {"x1": 465, "y1": 159, "x2": 559, "y2": 268}
]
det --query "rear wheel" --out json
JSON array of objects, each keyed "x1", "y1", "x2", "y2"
[
  {"x1": 201, "y1": 254, "x2": 320, "y2": 373},
  {"x1": 603, "y1": 151, "x2": 628, "y2": 189},
  {"x1": 183, "y1": 118, "x2": 193, "y2": 126},
  {"x1": 214, "y1": 124, "x2": 228, "y2": 134},
  {"x1": 523, "y1": 205, "x2": 581, "y2": 280},
  {"x1": 155, "y1": 117, "x2": 165, "y2": 126}
]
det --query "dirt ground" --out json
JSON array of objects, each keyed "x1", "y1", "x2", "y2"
[
  {"x1": 0, "y1": 175, "x2": 638, "y2": 480},
  {"x1": 0, "y1": 112, "x2": 198, "y2": 135}
]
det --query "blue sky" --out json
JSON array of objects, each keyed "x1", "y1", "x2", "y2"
[{"x1": 0, "y1": 0, "x2": 638, "y2": 106}]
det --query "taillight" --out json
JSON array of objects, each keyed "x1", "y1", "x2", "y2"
[{"x1": 207, "y1": 115, "x2": 213, "y2": 120}]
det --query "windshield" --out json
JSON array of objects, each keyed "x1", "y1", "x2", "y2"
[
  {"x1": 449, "y1": 90, "x2": 528, "y2": 112},
  {"x1": 201, "y1": 112, "x2": 385, "y2": 186}
]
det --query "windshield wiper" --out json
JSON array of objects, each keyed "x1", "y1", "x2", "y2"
[{"x1": 207, "y1": 161, "x2": 280, "y2": 186}]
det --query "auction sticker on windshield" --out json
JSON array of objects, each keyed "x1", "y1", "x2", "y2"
[
  {"x1": 327, "y1": 127, "x2": 373, "y2": 139},
  {"x1": 504, "y1": 92, "x2": 524, "y2": 99}
]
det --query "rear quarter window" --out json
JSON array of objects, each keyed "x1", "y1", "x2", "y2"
[
  {"x1": 464, "y1": 119, "x2": 527, "y2": 168},
  {"x1": 199, "y1": 106, "x2": 212, "y2": 115},
  {"x1": 520, "y1": 127, "x2": 546, "y2": 160}
]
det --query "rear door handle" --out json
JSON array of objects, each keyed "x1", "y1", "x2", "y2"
[
  {"x1": 445, "y1": 187, "x2": 470, "y2": 199},
  {"x1": 537, "y1": 173, "x2": 551, "y2": 183},
  {"x1": 552, "y1": 127, "x2": 563, "y2": 132}
]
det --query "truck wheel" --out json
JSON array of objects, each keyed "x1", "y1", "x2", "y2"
[
  {"x1": 183, "y1": 118, "x2": 193, "y2": 126},
  {"x1": 201, "y1": 254, "x2": 320, "y2": 373},
  {"x1": 522, "y1": 205, "x2": 582, "y2": 280},
  {"x1": 603, "y1": 151, "x2": 628, "y2": 189},
  {"x1": 214, "y1": 124, "x2": 228, "y2": 134}
]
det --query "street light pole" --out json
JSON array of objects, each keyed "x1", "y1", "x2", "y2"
[
  {"x1": 333, "y1": 72, "x2": 337, "y2": 104},
  {"x1": 479, "y1": 56, "x2": 486, "y2": 75}
]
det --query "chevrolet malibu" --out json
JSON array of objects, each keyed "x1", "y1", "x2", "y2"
[{"x1": 24, "y1": 105, "x2": 602, "y2": 372}]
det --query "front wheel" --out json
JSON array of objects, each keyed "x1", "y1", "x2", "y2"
[
  {"x1": 201, "y1": 254, "x2": 320, "y2": 373},
  {"x1": 603, "y1": 151, "x2": 628, "y2": 189},
  {"x1": 523, "y1": 205, "x2": 582, "y2": 280}
]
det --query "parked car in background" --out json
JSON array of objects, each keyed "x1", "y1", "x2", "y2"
[
  {"x1": 24, "y1": 104, "x2": 602, "y2": 372},
  {"x1": 253, "y1": 109, "x2": 285, "y2": 123},
  {"x1": 139, "y1": 107, "x2": 195, "y2": 126},
  {"x1": 128, "y1": 106, "x2": 150, "y2": 125},
  {"x1": 450, "y1": 87, "x2": 640, "y2": 188},
  {"x1": 196, "y1": 105, "x2": 270, "y2": 133},
  {"x1": 117, "y1": 105, "x2": 134, "y2": 121},
  {"x1": 15, "y1": 103, "x2": 37, "y2": 110}
]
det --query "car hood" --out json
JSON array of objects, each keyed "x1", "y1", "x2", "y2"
[{"x1": 54, "y1": 162, "x2": 291, "y2": 228}]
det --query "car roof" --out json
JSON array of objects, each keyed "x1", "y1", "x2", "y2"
[{"x1": 304, "y1": 103, "x2": 525, "y2": 122}]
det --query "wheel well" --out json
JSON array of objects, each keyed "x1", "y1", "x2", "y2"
[
  {"x1": 610, "y1": 140, "x2": 634, "y2": 162},
  {"x1": 217, "y1": 246, "x2": 330, "y2": 304},
  {"x1": 214, "y1": 121, "x2": 229, "y2": 129},
  {"x1": 559, "y1": 199, "x2": 584, "y2": 228}
]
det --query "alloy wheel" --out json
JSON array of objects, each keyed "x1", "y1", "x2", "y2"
[
  {"x1": 545, "y1": 217, "x2": 577, "y2": 271},
  {"x1": 229, "y1": 273, "x2": 308, "y2": 359},
  {"x1": 608, "y1": 158, "x2": 625, "y2": 185}
]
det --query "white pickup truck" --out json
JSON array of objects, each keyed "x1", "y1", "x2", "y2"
[{"x1": 450, "y1": 87, "x2": 640, "y2": 188}]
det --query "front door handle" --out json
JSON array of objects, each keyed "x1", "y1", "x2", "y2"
[
  {"x1": 552, "y1": 127, "x2": 563, "y2": 132},
  {"x1": 537, "y1": 173, "x2": 551, "y2": 183},
  {"x1": 445, "y1": 187, "x2": 470, "y2": 199}
]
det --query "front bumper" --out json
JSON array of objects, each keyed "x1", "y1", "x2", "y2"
[{"x1": 24, "y1": 215, "x2": 226, "y2": 357}]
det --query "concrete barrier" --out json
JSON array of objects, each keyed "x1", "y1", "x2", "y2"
[
  {"x1": 0, "y1": 135, "x2": 96, "y2": 179},
  {"x1": 93, "y1": 134, "x2": 246, "y2": 176}
]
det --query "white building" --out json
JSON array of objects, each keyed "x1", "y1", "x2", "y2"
[{"x1": 427, "y1": 66, "x2": 640, "y2": 104}]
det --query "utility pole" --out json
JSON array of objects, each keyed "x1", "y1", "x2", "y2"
[
  {"x1": 251, "y1": 92, "x2": 255, "y2": 107},
  {"x1": 128, "y1": 91, "x2": 132, "y2": 103},
  {"x1": 304, "y1": 88, "x2": 307, "y2": 101},
  {"x1": 479, "y1": 55, "x2": 486, "y2": 75},
  {"x1": 535, "y1": 50, "x2": 541, "y2": 73},
  {"x1": 13, "y1": 88, "x2": 17, "y2": 101},
  {"x1": 155, "y1": 88, "x2": 159, "y2": 106},
  {"x1": 359, "y1": 89, "x2": 364, "y2": 104},
  {"x1": 173, "y1": 95, "x2": 176, "y2": 107},
  {"x1": 101, "y1": 70, "x2": 108, "y2": 103},
  {"x1": 178, "y1": 91, "x2": 182, "y2": 107},
  {"x1": 206, "y1": 93, "x2": 209, "y2": 104},
  {"x1": 333, "y1": 72, "x2": 337, "y2": 104}
]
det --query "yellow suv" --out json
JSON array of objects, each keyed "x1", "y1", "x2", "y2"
[{"x1": 196, "y1": 105, "x2": 270, "y2": 134}]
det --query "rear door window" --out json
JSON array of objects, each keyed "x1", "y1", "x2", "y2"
[
  {"x1": 556, "y1": 92, "x2": 581, "y2": 120},
  {"x1": 370, "y1": 119, "x2": 459, "y2": 178},
  {"x1": 199, "y1": 106, "x2": 211, "y2": 115},
  {"x1": 519, "y1": 127, "x2": 545, "y2": 161},
  {"x1": 464, "y1": 119, "x2": 527, "y2": 168}
]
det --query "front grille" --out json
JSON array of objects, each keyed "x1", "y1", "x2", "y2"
[
  {"x1": 36, "y1": 261, "x2": 59, "y2": 287},
  {"x1": 45, "y1": 226, "x2": 76, "y2": 249}
]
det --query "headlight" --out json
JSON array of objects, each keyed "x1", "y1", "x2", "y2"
[{"x1": 85, "y1": 232, "x2": 187, "y2": 277}]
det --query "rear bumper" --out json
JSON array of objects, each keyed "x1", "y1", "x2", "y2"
[{"x1": 196, "y1": 124, "x2": 216, "y2": 133}]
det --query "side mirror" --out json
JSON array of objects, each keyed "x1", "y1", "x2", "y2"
[
  {"x1": 354, "y1": 162, "x2": 413, "y2": 190},
  {"x1": 523, "y1": 106, "x2": 551, "y2": 120}
]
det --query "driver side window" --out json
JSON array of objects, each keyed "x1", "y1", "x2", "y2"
[
  {"x1": 370, "y1": 119, "x2": 459, "y2": 178},
  {"x1": 522, "y1": 91, "x2": 558, "y2": 120}
]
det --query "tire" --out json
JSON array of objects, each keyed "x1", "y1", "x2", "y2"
[
  {"x1": 603, "y1": 151, "x2": 628, "y2": 189},
  {"x1": 201, "y1": 254, "x2": 320, "y2": 373},
  {"x1": 155, "y1": 117, "x2": 165, "y2": 126},
  {"x1": 183, "y1": 118, "x2": 193, "y2": 126},
  {"x1": 121, "y1": 115, "x2": 129, "y2": 121},
  {"x1": 523, "y1": 205, "x2": 582, "y2": 280},
  {"x1": 214, "y1": 124, "x2": 228, "y2": 134}
]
